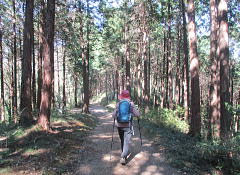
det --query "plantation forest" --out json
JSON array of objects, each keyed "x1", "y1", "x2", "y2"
[{"x1": 0, "y1": 0, "x2": 240, "y2": 174}]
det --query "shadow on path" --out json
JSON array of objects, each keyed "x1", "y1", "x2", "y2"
[{"x1": 75, "y1": 103, "x2": 179, "y2": 175}]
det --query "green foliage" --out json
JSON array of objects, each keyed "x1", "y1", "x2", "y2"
[
  {"x1": 142, "y1": 107, "x2": 240, "y2": 175},
  {"x1": 143, "y1": 107, "x2": 188, "y2": 133},
  {"x1": 197, "y1": 135, "x2": 240, "y2": 174}
]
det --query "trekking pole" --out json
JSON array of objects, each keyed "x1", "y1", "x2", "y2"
[
  {"x1": 110, "y1": 118, "x2": 115, "y2": 160},
  {"x1": 137, "y1": 118, "x2": 143, "y2": 146}
]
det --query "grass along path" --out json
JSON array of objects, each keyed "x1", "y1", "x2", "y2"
[{"x1": 0, "y1": 109, "x2": 96, "y2": 175}]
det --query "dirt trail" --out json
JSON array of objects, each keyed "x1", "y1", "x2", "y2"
[{"x1": 75, "y1": 104, "x2": 179, "y2": 175}]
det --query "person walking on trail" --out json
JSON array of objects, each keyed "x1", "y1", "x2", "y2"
[{"x1": 112, "y1": 90, "x2": 140, "y2": 165}]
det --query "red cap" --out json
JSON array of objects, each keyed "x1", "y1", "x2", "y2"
[{"x1": 119, "y1": 90, "x2": 130, "y2": 100}]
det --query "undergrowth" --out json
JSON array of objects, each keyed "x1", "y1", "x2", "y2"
[
  {"x1": 0, "y1": 109, "x2": 97, "y2": 174},
  {"x1": 142, "y1": 107, "x2": 240, "y2": 175}
]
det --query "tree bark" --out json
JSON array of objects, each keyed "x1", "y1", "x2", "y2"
[
  {"x1": 12, "y1": 0, "x2": 18, "y2": 121},
  {"x1": 218, "y1": 0, "x2": 231, "y2": 140},
  {"x1": 20, "y1": 0, "x2": 34, "y2": 126},
  {"x1": 142, "y1": 2, "x2": 148, "y2": 105},
  {"x1": 56, "y1": 44, "x2": 60, "y2": 108},
  {"x1": 161, "y1": 32, "x2": 166, "y2": 108},
  {"x1": 125, "y1": 24, "x2": 131, "y2": 94},
  {"x1": 0, "y1": 16, "x2": 4, "y2": 122},
  {"x1": 38, "y1": 0, "x2": 55, "y2": 130},
  {"x1": 187, "y1": 0, "x2": 201, "y2": 137},
  {"x1": 74, "y1": 65, "x2": 78, "y2": 107},
  {"x1": 37, "y1": 0, "x2": 44, "y2": 110},
  {"x1": 167, "y1": 0, "x2": 173, "y2": 109},
  {"x1": 209, "y1": 0, "x2": 220, "y2": 138},
  {"x1": 182, "y1": 0, "x2": 190, "y2": 121},
  {"x1": 62, "y1": 40, "x2": 66, "y2": 110},
  {"x1": 121, "y1": 55, "x2": 125, "y2": 92},
  {"x1": 116, "y1": 69, "x2": 119, "y2": 100},
  {"x1": 32, "y1": 27, "x2": 36, "y2": 109},
  {"x1": 176, "y1": 22, "x2": 181, "y2": 107},
  {"x1": 80, "y1": 2, "x2": 89, "y2": 113}
]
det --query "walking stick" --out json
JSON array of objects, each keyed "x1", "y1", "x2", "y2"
[
  {"x1": 137, "y1": 118, "x2": 143, "y2": 146},
  {"x1": 110, "y1": 118, "x2": 115, "y2": 160}
]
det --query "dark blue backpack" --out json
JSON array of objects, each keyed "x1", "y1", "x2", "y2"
[{"x1": 117, "y1": 100, "x2": 131, "y2": 123}]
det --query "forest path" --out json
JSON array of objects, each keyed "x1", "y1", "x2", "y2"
[{"x1": 75, "y1": 103, "x2": 178, "y2": 175}]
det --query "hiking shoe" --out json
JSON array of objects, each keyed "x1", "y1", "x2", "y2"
[{"x1": 120, "y1": 157, "x2": 126, "y2": 165}]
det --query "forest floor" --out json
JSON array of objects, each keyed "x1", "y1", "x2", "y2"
[{"x1": 0, "y1": 103, "x2": 180, "y2": 175}]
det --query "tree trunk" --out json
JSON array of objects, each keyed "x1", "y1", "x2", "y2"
[
  {"x1": 32, "y1": 29, "x2": 36, "y2": 109},
  {"x1": 218, "y1": 0, "x2": 231, "y2": 140},
  {"x1": 167, "y1": 0, "x2": 173, "y2": 109},
  {"x1": 37, "y1": 0, "x2": 44, "y2": 110},
  {"x1": 38, "y1": 0, "x2": 55, "y2": 130},
  {"x1": 137, "y1": 40, "x2": 142, "y2": 106},
  {"x1": 209, "y1": 0, "x2": 220, "y2": 138},
  {"x1": 182, "y1": 0, "x2": 190, "y2": 121},
  {"x1": 142, "y1": 3, "x2": 148, "y2": 105},
  {"x1": 80, "y1": 2, "x2": 89, "y2": 113},
  {"x1": 20, "y1": 0, "x2": 34, "y2": 126},
  {"x1": 12, "y1": 0, "x2": 18, "y2": 122},
  {"x1": 0, "y1": 16, "x2": 4, "y2": 122},
  {"x1": 148, "y1": 39, "x2": 151, "y2": 102},
  {"x1": 74, "y1": 70, "x2": 78, "y2": 107},
  {"x1": 187, "y1": 0, "x2": 201, "y2": 137},
  {"x1": 116, "y1": 69, "x2": 119, "y2": 100},
  {"x1": 56, "y1": 45, "x2": 60, "y2": 108},
  {"x1": 121, "y1": 55, "x2": 125, "y2": 92},
  {"x1": 125, "y1": 23, "x2": 131, "y2": 94},
  {"x1": 176, "y1": 22, "x2": 181, "y2": 106},
  {"x1": 237, "y1": 89, "x2": 240, "y2": 132},
  {"x1": 161, "y1": 32, "x2": 166, "y2": 108},
  {"x1": 62, "y1": 41, "x2": 66, "y2": 110}
]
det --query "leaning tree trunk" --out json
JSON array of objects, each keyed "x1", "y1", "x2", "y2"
[
  {"x1": 38, "y1": 0, "x2": 55, "y2": 130},
  {"x1": 187, "y1": 0, "x2": 201, "y2": 137},
  {"x1": 218, "y1": 0, "x2": 231, "y2": 140},
  {"x1": 20, "y1": 0, "x2": 34, "y2": 126}
]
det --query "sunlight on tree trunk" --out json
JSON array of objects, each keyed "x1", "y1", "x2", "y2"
[
  {"x1": 209, "y1": 0, "x2": 220, "y2": 139},
  {"x1": 39, "y1": 0, "x2": 55, "y2": 130},
  {"x1": 187, "y1": 0, "x2": 201, "y2": 137},
  {"x1": 218, "y1": 0, "x2": 231, "y2": 140}
]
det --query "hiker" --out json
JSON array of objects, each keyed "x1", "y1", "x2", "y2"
[{"x1": 112, "y1": 90, "x2": 140, "y2": 165}]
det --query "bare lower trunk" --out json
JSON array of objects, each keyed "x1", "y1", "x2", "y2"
[
  {"x1": 218, "y1": 0, "x2": 231, "y2": 140},
  {"x1": 20, "y1": 0, "x2": 34, "y2": 126},
  {"x1": 0, "y1": 17, "x2": 4, "y2": 121},
  {"x1": 37, "y1": 0, "x2": 44, "y2": 110},
  {"x1": 62, "y1": 43, "x2": 66, "y2": 110},
  {"x1": 187, "y1": 0, "x2": 201, "y2": 137},
  {"x1": 209, "y1": 0, "x2": 220, "y2": 138},
  {"x1": 38, "y1": 0, "x2": 55, "y2": 130},
  {"x1": 182, "y1": 0, "x2": 189, "y2": 122},
  {"x1": 13, "y1": 0, "x2": 18, "y2": 122}
]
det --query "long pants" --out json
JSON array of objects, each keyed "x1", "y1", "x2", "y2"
[{"x1": 118, "y1": 127, "x2": 132, "y2": 158}]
